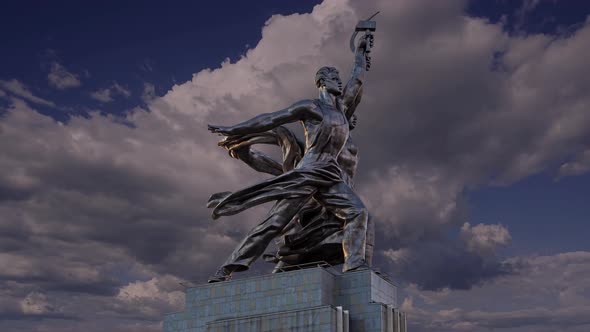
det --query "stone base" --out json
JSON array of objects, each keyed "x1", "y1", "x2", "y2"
[{"x1": 163, "y1": 267, "x2": 407, "y2": 332}]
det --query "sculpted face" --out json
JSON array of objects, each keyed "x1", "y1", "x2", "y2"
[
  {"x1": 315, "y1": 67, "x2": 342, "y2": 96},
  {"x1": 324, "y1": 71, "x2": 342, "y2": 96}
]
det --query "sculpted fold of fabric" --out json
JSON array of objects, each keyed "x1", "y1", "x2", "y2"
[{"x1": 209, "y1": 159, "x2": 344, "y2": 219}]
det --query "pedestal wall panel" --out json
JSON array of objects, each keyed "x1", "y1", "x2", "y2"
[{"x1": 163, "y1": 267, "x2": 404, "y2": 332}]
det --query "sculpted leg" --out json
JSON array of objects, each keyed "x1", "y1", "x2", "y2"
[
  {"x1": 317, "y1": 182, "x2": 368, "y2": 272},
  {"x1": 365, "y1": 213, "x2": 375, "y2": 266},
  {"x1": 208, "y1": 197, "x2": 310, "y2": 282}
]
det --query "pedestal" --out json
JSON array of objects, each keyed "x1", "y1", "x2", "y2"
[{"x1": 163, "y1": 267, "x2": 407, "y2": 332}]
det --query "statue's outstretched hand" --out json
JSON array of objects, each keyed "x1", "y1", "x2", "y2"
[
  {"x1": 208, "y1": 124, "x2": 233, "y2": 136},
  {"x1": 215, "y1": 136, "x2": 244, "y2": 159}
]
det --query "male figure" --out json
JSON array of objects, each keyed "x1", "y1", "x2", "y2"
[
  {"x1": 262, "y1": 115, "x2": 374, "y2": 271},
  {"x1": 207, "y1": 34, "x2": 374, "y2": 282}
]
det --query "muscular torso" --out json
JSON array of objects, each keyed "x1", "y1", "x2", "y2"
[
  {"x1": 228, "y1": 97, "x2": 359, "y2": 184},
  {"x1": 337, "y1": 137, "x2": 359, "y2": 187},
  {"x1": 298, "y1": 101, "x2": 350, "y2": 166}
]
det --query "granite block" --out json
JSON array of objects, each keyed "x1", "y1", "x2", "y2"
[{"x1": 163, "y1": 267, "x2": 403, "y2": 332}]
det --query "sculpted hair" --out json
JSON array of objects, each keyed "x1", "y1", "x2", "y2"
[{"x1": 315, "y1": 66, "x2": 339, "y2": 88}]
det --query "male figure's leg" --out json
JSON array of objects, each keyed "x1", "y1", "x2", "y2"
[
  {"x1": 365, "y1": 213, "x2": 375, "y2": 266},
  {"x1": 209, "y1": 196, "x2": 310, "y2": 282},
  {"x1": 316, "y1": 182, "x2": 368, "y2": 272}
]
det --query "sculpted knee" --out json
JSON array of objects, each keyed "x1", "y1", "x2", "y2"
[
  {"x1": 348, "y1": 205, "x2": 368, "y2": 222},
  {"x1": 358, "y1": 207, "x2": 368, "y2": 221}
]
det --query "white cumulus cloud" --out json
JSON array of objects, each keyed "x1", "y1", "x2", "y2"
[
  {"x1": 0, "y1": 79, "x2": 56, "y2": 107},
  {"x1": 90, "y1": 82, "x2": 132, "y2": 102},
  {"x1": 48, "y1": 62, "x2": 81, "y2": 89}
]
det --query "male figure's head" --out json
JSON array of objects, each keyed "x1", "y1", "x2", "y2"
[{"x1": 315, "y1": 66, "x2": 342, "y2": 96}]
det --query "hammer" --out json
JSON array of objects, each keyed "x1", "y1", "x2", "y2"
[{"x1": 350, "y1": 11, "x2": 379, "y2": 70}]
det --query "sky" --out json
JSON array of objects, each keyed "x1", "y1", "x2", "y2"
[{"x1": 0, "y1": 0, "x2": 589, "y2": 331}]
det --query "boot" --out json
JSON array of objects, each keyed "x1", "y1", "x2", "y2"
[
  {"x1": 207, "y1": 266, "x2": 233, "y2": 283},
  {"x1": 345, "y1": 262, "x2": 370, "y2": 272}
]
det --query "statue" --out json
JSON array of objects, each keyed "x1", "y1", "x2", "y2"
[
  {"x1": 207, "y1": 15, "x2": 376, "y2": 282},
  {"x1": 209, "y1": 114, "x2": 376, "y2": 273}
]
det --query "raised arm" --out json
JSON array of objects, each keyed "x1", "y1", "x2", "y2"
[
  {"x1": 208, "y1": 100, "x2": 318, "y2": 136},
  {"x1": 341, "y1": 33, "x2": 374, "y2": 119}
]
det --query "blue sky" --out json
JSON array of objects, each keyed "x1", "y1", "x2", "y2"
[
  {"x1": 470, "y1": 172, "x2": 590, "y2": 255},
  {"x1": 1, "y1": 1, "x2": 322, "y2": 120},
  {"x1": 1, "y1": 1, "x2": 590, "y2": 331},
  {"x1": 466, "y1": 0, "x2": 590, "y2": 257}
]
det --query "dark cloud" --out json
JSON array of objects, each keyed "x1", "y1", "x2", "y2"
[
  {"x1": 470, "y1": 306, "x2": 590, "y2": 329},
  {"x1": 0, "y1": 312, "x2": 79, "y2": 321},
  {"x1": 379, "y1": 221, "x2": 512, "y2": 291},
  {"x1": 402, "y1": 252, "x2": 590, "y2": 332}
]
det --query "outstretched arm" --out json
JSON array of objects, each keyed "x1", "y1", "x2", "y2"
[
  {"x1": 232, "y1": 148, "x2": 284, "y2": 176},
  {"x1": 218, "y1": 132, "x2": 284, "y2": 176},
  {"x1": 208, "y1": 100, "x2": 317, "y2": 136},
  {"x1": 341, "y1": 33, "x2": 374, "y2": 119}
]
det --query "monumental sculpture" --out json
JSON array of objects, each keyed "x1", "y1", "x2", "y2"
[
  {"x1": 206, "y1": 13, "x2": 378, "y2": 283},
  {"x1": 164, "y1": 12, "x2": 408, "y2": 332}
]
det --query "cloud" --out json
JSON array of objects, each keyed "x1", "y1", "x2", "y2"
[
  {"x1": 48, "y1": 62, "x2": 81, "y2": 90},
  {"x1": 512, "y1": 0, "x2": 543, "y2": 32},
  {"x1": 383, "y1": 240, "x2": 513, "y2": 291},
  {"x1": 558, "y1": 149, "x2": 590, "y2": 178},
  {"x1": 360, "y1": 166, "x2": 513, "y2": 289},
  {"x1": 90, "y1": 82, "x2": 132, "y2": 103},
  {"x1": 20, "y1": 292, "x2": 54, "y2": 315},
  {"x1": 139, "y1": 59, "x2": 154, "y2": 72},
  {"x1": 460, "y1": 222, "x2": 511, "y2": 256},
  {"x1": 141, "y1": 83, "x2": 156, "y2": 102},
  {"x1": 112, "y1": 82, "x2": 132, "y2": 98},
  {"x1": 116, "y1": 276, "x2": 184, "y2": 319},
  {"x1": 0, "y1": 79, "x2": 56, "y2": 107},
  {"x1": 0, "y1": 95, "x2": 252, "y2": 280},
  {"x1": 361, "y1": 166, "x2": 465, "y2": 248},
  {"x1": 402, "y1": 251, "x2": 590, "y2": 332},
  {"x1": 90, "y1": 89, "x2": 113, "y2": 102}
]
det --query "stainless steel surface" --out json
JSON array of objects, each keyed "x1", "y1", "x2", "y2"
[{"x1": 206, "y1": 20, "x2": 377, "y2": 281}]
